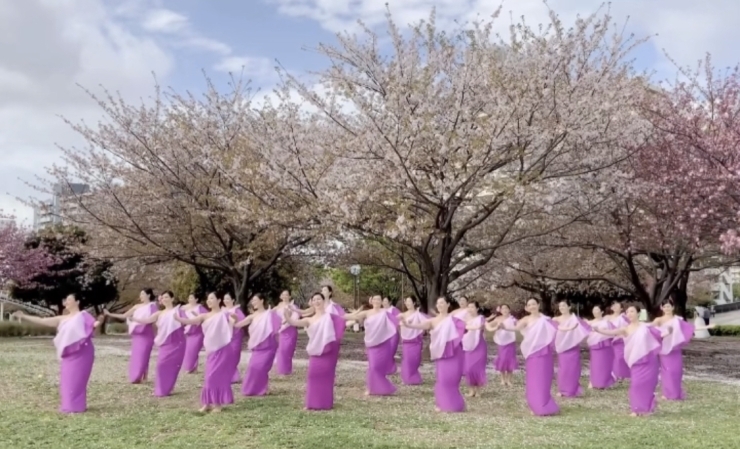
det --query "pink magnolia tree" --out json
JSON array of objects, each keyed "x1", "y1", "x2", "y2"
[
  {"x1": 0, "y1": 221, "x2": 55, "y2": 288},
  {"x1": 280, "y1": 6, "x2": 651, "y2": 309}
]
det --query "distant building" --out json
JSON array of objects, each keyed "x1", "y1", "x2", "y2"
[
  {"x1": 32, "y1": 183, "x2": 90, "y2": 231},
  {"x1": 710, "y1": 266, "x2": 740, "y2": 305}
]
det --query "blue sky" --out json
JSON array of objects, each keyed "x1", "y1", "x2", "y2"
[{"x1": 2, "y1": 0, "x2": 740, "y2": 224}]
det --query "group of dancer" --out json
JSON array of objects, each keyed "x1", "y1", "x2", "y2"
[{"x1": 12, "y1": 285, "x2": 712, "y2": 417}]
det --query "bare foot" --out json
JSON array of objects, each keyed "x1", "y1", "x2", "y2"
[
  {"x1": 435, "y1": 407, "x2": 442, "y2": 413},
  {"x1": 588, "y1": 383, "x2": 593, "y2": 389},
  {"x1": 199, "y1": 406, "x2": 209, "y2": 413},
  {"x1": 212, "y1": 407, "x2": 222, "y2": 413},
  {"x1": 630, "y1": 412, "x2": 637, "y2": 417},
  {"x1": 364, "y1": 390, "x2": 370, "y2": 396},
  {"x1": 556, "y1": 392, "x2": 563, "y2": 397},
  {"x1": 661, "y1": 396, "x2": 667, "y2": 401}
]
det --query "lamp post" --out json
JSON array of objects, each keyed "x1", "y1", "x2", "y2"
[{"x1": 350, "y1": 265, "x2": 361, "y2": 309}]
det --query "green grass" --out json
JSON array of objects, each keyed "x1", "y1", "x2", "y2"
[{"x1": 0, "y1": 339, "x2": 738, "y2": 449}]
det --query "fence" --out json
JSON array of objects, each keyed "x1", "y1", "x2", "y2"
[{"x1": 714, "y1": 302, "x2": 740, "y2": 314}]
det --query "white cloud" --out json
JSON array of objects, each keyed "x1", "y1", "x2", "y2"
[
  {"x1": 214, "y1": 56, "x2": 276, "y2": 79},
  {"x1": 141, "y1": 8, "x2": 188, "y2": 33},
  {"x1": 0, "y1": 0, "x2": 173, "y2": 226},
  {"x1": 265, "y1": 0, "x2": 740, "y2": 75}
]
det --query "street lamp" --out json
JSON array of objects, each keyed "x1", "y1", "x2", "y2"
[{"x1": 350, "y1": 265, "x2": 361, "y2": 309}]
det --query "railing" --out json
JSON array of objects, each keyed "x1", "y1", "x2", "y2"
[
  {"x1": 714, "y1": 302, "x2": 740, "y2": 314},
  {"x1": 0, "y1": 293, "x2": 56, "y2": 317}
]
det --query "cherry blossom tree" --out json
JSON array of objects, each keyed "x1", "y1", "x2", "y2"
[
  {"x1": 0, "y1": 221, "x2": 55, "y2": 287},
  {"x1": 39, "y1": 77, "x2": 330, "y2": 306},
  {"x1": 281, "y1": 6, "x2": 651, "y2": 308}
]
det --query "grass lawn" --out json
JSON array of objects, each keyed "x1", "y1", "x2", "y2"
[{"x1": 0, "y1": 337, "x2": 738, "y2": 449}]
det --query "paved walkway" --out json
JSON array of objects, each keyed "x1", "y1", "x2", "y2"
[{"x1": 713, "y1": 309, "x2": 740, "y2": 325}]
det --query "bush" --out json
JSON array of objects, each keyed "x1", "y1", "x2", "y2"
[
  {"x1": 709, "y1": 325, "x2": 740, "y2": 337},
  {"x1": 106, "y1": 322, "x2": 128, "y2": 334},
  {"x1": 0, "y1": 321, "x2": 56, "y2": 337}
]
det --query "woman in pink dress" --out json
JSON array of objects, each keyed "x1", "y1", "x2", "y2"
[
  {"x1": 462, "y1": 301, "x2": 488, "y2": 397},
  {"x1": 605, "y1": 301, "x2": 631, "y2": 380},
  {"x1": 401, "y1": 296, "x2": 466, "y2": 413},
  {"x1": 487, "y1": 304, "x2": 518, "y2": 386},
  {"x1": 13, "y1": 294, "x2": 102, "y2": 413},
  {"x1": 343, "y1": 295, "x2": 398, "y2": 396},
  {"x1": 553, "y1": 300, "x2": 591, "y2": 397},
  {"x1": 651, "y1": 298, "x2": 713, "y2": 401},
  {"x1": 104, "y1": 288, "x2": 159, "y2": 383},
  {"x1": 594, "y1": 303, "x2": 668, "y2": 416},
  {"x1": 382, "y1": 296, "x2": 401, "y2": 375},
  {"x1": 273, "y1": 289, "x2": 300, "y2": 375},
  {"x1": 451, "y1": 295, "x2": 469, "y2": 321},
  {"x1": 493, "y1": 298, "x2": 566, "y2": 416},
  {"x1": 175, "y1": 292, "x2": 235, "y2": 412},
  {"x1": 284, "y1": 292, "x2": 346, "y2": 410},
  {"x1": 399, "y1": 295, "x2": 428, "y2": 385},
  {"x1": 182, "y1": 294, "x2": 208, "y2": 374},
  {"x1": 299, "y1": 285, "x2": 346, "y2": 317},
  {"x1": 129, "y1": 291, "x2": 187, "y2": 397},
  {"x1": 235, "y1": 293, "x2": 282, "y2": 396},
  {"x1": 586, "y1": 305, "x2": 615, "y2": 390},
  {"x1": 222, "y1": 293, "x2": 245, "y2": 383}
]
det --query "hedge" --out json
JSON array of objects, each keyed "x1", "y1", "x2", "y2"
[
  {"x1": 0, "y1": 321, "x2": 56, "y2": 337},
  {"x1": 709, "y1": 325, "x2": 740, "y2": 337}
]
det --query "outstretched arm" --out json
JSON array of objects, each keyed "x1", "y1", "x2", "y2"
[
  {"x1": 401, "y1": 317, "x2": 433, "y2": 331},
  {"x1": 175, "y1": 313, "x2": 205, "y2": 326},
  {"x1": 594, "y1": 327, "x2": 626, "y2": 337},
  {"x1": 12, "y1": 311, "x2": 62, "y2": 328},
  {"x1": 104, "y1": 306, "x2": 137, "y2": 321},
  {"x1": 234, "y1": 315, "x2": 254, "y2": 329},
  {"x1": 299, "y1": 306, "x2": 316, "y2": 318},
  {"x1": 558, "y1": 322, "x2": 578, "y2": 332},
  {"x1": 131, "y1": 311, "x2": 160, "y2": 325}
]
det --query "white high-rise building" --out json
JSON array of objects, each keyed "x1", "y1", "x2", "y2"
[
  {"x1": 32, "y1": 183, "x2": 89, "y2": 231},
  {"x1": 710, "y1": 266, "x2": 740, "y2": 305}
]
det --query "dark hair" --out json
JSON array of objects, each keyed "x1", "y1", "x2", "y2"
[
  {"x1": 312, "y1": 292, "x2": 325, "y2": 301},
  {"x1": 282, "y1": 289, "x2": 291, "y2": 296},
  {"x1": 527, "y1": 297, "x2": 540, "y2": 305},
  {"x1": 405, "y1": 296, "x2": 420, "y2": 309},
  {"x1": 383, "y1": 297, "x2": 396, "y2": 307},
  {"x1": 593, "y1": 304, "x2": 604, "y2": 313},
  {"x1": 252, "y1": 293, "x2": 266, "y2": 306},
  {"x1": 500, "y1": 304, "x2": 510, "y2": 311},
  {"x1": 143, "y1": 288, "x2": 155, "y2": 301},
  {"x1": 471, "y1": 300, "x2": 482, "y2": 315},
  {"x1": 162, "y1": 290, "x2": 174, "y2": 298},
  {"x1": 661, "y1": 298, "x2": 675, "y2": 307},
  {"x1": 321, "y1": 285, "x2": 333, "y2": 297},
  {"x1": 610, "y1": 300, "x2": 622, "y2": 307},
  {"x1": 67, "y1": 293, "x2": 78, "y2": 302},
  {"x1": 626, "y1": 302, "x2": 642, "y2": 313}
]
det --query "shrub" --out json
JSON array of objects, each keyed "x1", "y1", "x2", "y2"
[
  {"x1": 106, "y1": 322, "x2": 128, "y2": 334},
  {"x1": 709, "y1": 325, "x2": 740, "y2": 337},
  {"x1": 0, "y1": 321, "x2": 56, "y2": 337}
]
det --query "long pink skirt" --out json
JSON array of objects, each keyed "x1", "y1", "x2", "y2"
[
  {"x1": 401, "y1": 336, "x2": 423, "y2": 385},
  {"x1": 464, "y1": 339, "x2": 488, "y2": 387},
  {"x1": 242, "y1": 347, "x2": 278, "y2": 396},
  {"x1": 660, "y1": 349, "x2": 686, "y2": 400},
  {"x1": 494, "y1": 342, "x2": 518, "y2": 373},
  {"x1": 305, "y1": 342, "x2": 340, "y2": 410},
  {"x1": 129, "y1": 329, "x2": 154, "y2": 383},
  {"x1": 556, "y1": 346, "x2": 583, "y2": 397},
  {"x1": 386, "y1": 333, "x2": 399, "y2": 375},
  {"x1": 275, "y1": 327, "x2": 298, "y2": 375},
  {"x1": 154, "y1": 330, "x2": 186, "y2": 397},
  {"x1": 525, "y1": 346, "x2": 559, "y2": 416},
  {"x1": 200, "y1": 346, "x2": 235, "y2": 406},
  {"x1": 59, "y1": 338, "x2": 95, "y2": 413},
  {"x1": 612, "y1": 339, "x2": 630, "y2": 380},
  {"x1": 629, "y1": 352, "x2": 659, "y2": 415},
  {"x1": 589, "y1": 343, "x2": 615, "y2": 389},
  {"x1": 366, "y1": 339, "x2": 397, "y2": 395},
  {"x1": 229, "y1": 331, "x2": 243, "y2": 384},
  {"x1": 183, "y1": 331, "x2": 204, "y2": 373},
  {"x1": 434, "y1": 346, "x2": 465, "y2": 412}
]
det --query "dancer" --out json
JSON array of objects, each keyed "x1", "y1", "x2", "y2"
[
  {"x1": 605, "y1": 300, "x2": 631, "y2": 380},
  {"x1": 222, "y1": 293, "x2": 245, "y2": 384},
  {"x1": 651, "y1": 298, "x2": 712, "y2": 401},
  {"x1": 489, "y1": 304, "x2": 518, "y2": 386},
  {"x1": 300, "y1": 285, "x2": 345, "y2": 317},
  {"x1": 104, "y1": 288, "x2": 158, "y2": 383},
  {"x1": 129, "y1": 291, "x2": 186, "y2": 397},
  {"x1": 382, "y1": 297, "x2": 401, "y2": 375},
  {"x1": 284, "y1": 292, "x2": 346, "y2": 410},
  {"x1": 399, "y1": 296, "x2": 427, "y2": 385},
  {"x1": 343, "y1": 295, "x2": 398, "y2": 396},
  {"x1": 553, "y1": 299, "x2": 590, "y2": 397},
  {"x1": 452, "y1": 296, "x2": 469, "y2": 320},
  {"x1": 493, "y1": 298, "x2": 561, "y2": 416},
  {"x1": 235, "y1": 294, "x2": 281, "y2": 396},
  {"x1": 273, "y1": 290, "x2": 300, "y2": 375},
  {"x1": 13, "y1": 294, "x2": 101, "y2": 413},
  {"x1": 462, "y1": 301, "x2": 487, "y2": 397},
  {"x1": 182, "y1": 294, "x2": 207, "y2": 374},
  {"x1": 402, "y1": 296, "x2": 466, "y2": 413},
  {"x1": 175, "y1": 292, "x2": 234, "y2": 412},
  {"x1": 586, "y1": 305, "x2": 615, "y2": 390},
  {"x1": 594, "y1": 303, "x2": 667, "y2": 416}
]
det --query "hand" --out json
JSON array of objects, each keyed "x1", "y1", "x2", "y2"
[
  {"x1": 708, "y1": 324, "x2": 716, "y2": 329},
  {"x1": 103, "y1": 309, "x2": 110, "y2": 316},
  {"x1": 230, "y1": 313, "x2": 239, "y2": 320}
]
